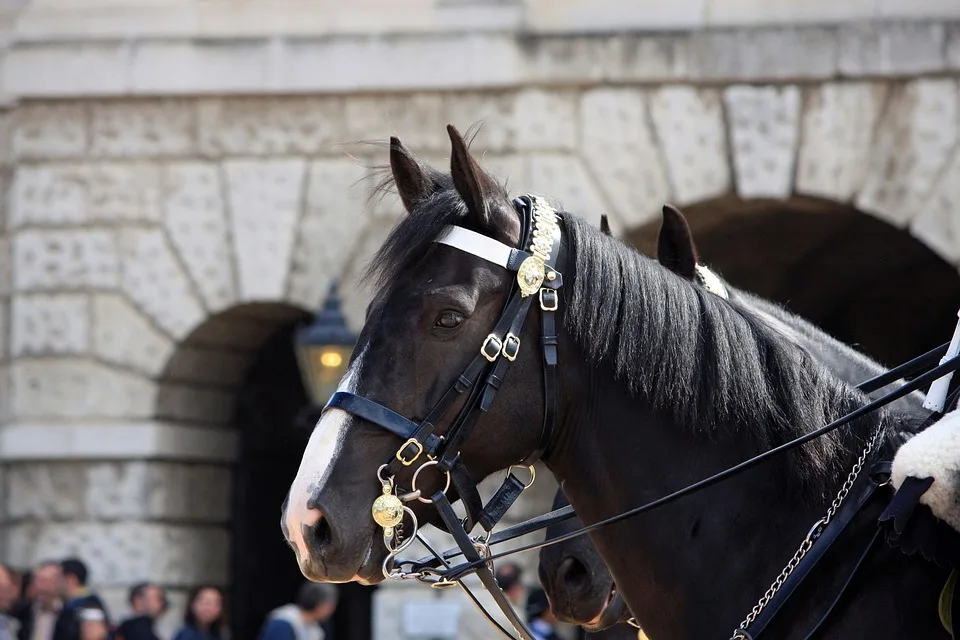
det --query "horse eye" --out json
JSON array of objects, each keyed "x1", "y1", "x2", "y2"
[{"x1": 435, "y1": 310, "x2": 464, "y2": 329}]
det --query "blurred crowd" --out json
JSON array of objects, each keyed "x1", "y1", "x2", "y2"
[{"x1": 0, "y1": 559, "x2": 338, "y2": 640}]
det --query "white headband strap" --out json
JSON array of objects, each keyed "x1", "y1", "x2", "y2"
[{"x1": 435, "y1": 226, "x2": 514, "y2": 270}]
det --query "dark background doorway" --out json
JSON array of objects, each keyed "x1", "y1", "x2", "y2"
[{"x1": 231, "y1": 321, "x2": 376, "y2": 640}]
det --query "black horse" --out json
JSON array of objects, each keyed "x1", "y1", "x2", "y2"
[
  {"x1": 537, "y1": 205, "x2": 929, "y2": 633},
  {"x1": 281, "y1": 126, "x2": 949, "y2": 639}
]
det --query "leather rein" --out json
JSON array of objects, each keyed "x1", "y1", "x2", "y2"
[{"x1": 316, "y1": 194, "x2": 960, "y2": 640}]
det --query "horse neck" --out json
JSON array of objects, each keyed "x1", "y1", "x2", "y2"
[
  {"x1": 728, "y1": 288, "x2": 925, "y2": 415},
  {"x1": 546, "y1": 366, "x2": 886, "y2": 638},
  {"x1": 543, "y1": 269, "x2": 888, "y2": 636}
]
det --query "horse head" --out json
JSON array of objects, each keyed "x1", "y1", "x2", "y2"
[{"x1": 281, "y1": 125, "x2": 577, "y2": 584}]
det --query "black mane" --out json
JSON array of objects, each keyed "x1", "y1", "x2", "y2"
[{"x1": 363, "y1": 172, "x2": 888, "y2": 495}]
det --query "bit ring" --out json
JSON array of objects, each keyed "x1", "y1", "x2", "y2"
[{"x1": 411, "y1": 460, "x2": 451, "y2": 504}]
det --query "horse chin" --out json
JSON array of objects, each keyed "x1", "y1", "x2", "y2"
[{"x1": 582, "y1": 585, "x2": 630, "y2": 632}]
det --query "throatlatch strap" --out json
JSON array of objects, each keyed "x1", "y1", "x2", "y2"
[{"x1": 434, "y1": 491, "x2": 536, "y2": 640}]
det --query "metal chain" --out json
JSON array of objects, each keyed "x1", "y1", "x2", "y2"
[{"x1": 730, "y1": 422, "x2": 884, "y2": 639}]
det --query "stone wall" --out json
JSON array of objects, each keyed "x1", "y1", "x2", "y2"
[{"x1": 1, "y1": 4, "x2": 960, "y2": 637}]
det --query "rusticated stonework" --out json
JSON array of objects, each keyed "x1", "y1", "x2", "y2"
[{"x1": 2, "y1": 6, "x2": 960, "y2": 637}]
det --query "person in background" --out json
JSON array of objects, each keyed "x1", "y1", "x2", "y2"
[
  {"x1": 172, "y1": 586, "x2": 225, "y2": 640},
  {"x1": 13, "y1": 561, "x2": 62, "y2": 640},
  {"x1": 525, "y1": 588, "x2": 561, "y2": 640},
  {"x1": 115, "y1": 584, "x2": 166, "y2": 640},
  {"x1": 76, "y1": 609, "x2": 110, "y2": 640},
  {"x1": 53, "y1": 559, "x2": 109, "y2": 640},
  {"x1": 0, "y1": 564, "x2": 22, "y2": 640},
  {"x1": 494, "y1": 563, "x2": 527, "y2": 608},
  {"x1": 257, "y1": 583, "x2": 338, "y2": 640}
]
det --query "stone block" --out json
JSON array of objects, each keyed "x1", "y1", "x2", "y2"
[
  {"x1": 4, "y1": 461, "x2": 231, "y2": 523},
  {"x1": 286, "y1": 159, "x2": 369, "y2": 309},
  {"x1": 579, "y1": 88, "x2": 670, "y2": 230},
  {"x1": 512, "y1": 89, "x2": 578, "y2": 151},
  {"x1": 90, "y1": 100, "x2": 195, "y2": 158},
  {"x1": 91, "y1": 294, "x2": 174, "y2": 378},
  {"x1": 6, "y1": 521, "x2": 229, "y2": 586},
  {"x1": 13, "y1": 229, "x2": 119, "y2": 292},
  {"x1": 225, "y1": 159, "x2": 305, "y2": 302},
  {"x1": 9, "y1": 359, "x2": 156, "y2": 420},
  {"x1": 11, "y1": 102, "x2": 88, "y2": 160},
  {"x1": 10, "y1": 163, "x2": 162, "y2": 228},
  {"x1": 443, "y1": 92, "x2": 521, "y2": 152},
  {"x1": 0, "y1": 238, "x2": 10, "y2": 298},
  {"x1": 705, "y1": 0, "x2": 874, "y2": 25},
  {"x1": 528, "y1": 153, "x2": 608, "y2": 220},
  {"x1": 197, "y1": 96, "x2": 346, "y2": 156},
  {"x1": 648, "y1": 86, "x2": 730, "y2": 205},
  {"x1": 796, "y1": 82, "x2": 888, "y2": 202},
  {"x1": 118, "y1": 228, "x2": 206, "y2": 340},
  {"x1": 338, "y1": 217, "x2": 396, "y2": 332},
  {"x1": 911, "y1": 150, "x2": 960, "y2": 264},
  {"x1": 839, "y1": 22, "x2": 946, "y2": 76},
  {"x1": 161, "y1": 162, "x2": 235, "y2": 312},
  {"x1": 155, "y1": 384, "x2": 235, "y2": 426},
  {"x1": 724, "y1": 85, "x2": 801, "y2": 199},
  {"x1": 878, "y1": 0, "x2": 960, "y2": 17},
  {"x1": 857, "y1": 79, "x2": 959, "y2": 227},
  {"x1": 10, "y1": 293, "x2": 89, "y2": 357},
  {"x1": 526, "y1": 0, "x2": 705, "y2": 32},
  {"x1": 690, "y1": 27, "x2": 837, "y2": 81},
  {"x1": 345, "y1": 94, "x2": 448, "y2": 152},
  {"x1": 3, "y1": 43, "x2": 129, "y2": 98}
]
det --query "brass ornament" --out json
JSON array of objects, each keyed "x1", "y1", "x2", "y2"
[
  {"x1": 517, "y1": 197, "x2": 559, "y2": 297},
  {"x1": 517, "y1": 256, "x2": 546, "y2": 297},
  {"x1": 372, "y1": 483, "x2": 404, "y2": 530}
]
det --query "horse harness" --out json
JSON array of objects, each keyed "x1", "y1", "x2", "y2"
[{"x1": 317, "y1": 194, "x2": 960, "y2": 640}]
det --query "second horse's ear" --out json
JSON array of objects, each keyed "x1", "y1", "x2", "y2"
[
  {"x1": 600, "y1": 214, "x2": 612, "y2": 236},
  {"x1": 657, "y1": 204, "x2": 699, "y2": 281}
]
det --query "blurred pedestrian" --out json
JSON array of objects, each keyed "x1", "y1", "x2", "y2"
[
  {"x1": 494, "y1": 563, "x2": 526, "y2": 607},
  {"x1": 76, "y1": 609, "x2": 110, "y2": 640},
  {"x1": 257, "y1": 583, "x2": 338, "y2": 640},
  {"x1": 0, "y1": 564, "x2": 22, "y2": 640},
  {"x1": 13, "y1": 560, "x2": 62, "y2": 640},
  {"x1": 116, "y1": 584, "x2": 166, "y2": 640},
  {"x1": 172, "y1": 586, "x2": 225, "y2": 640},
  {"x1": 53, "y1": 559, "x2": 109, "y2": 640},
  {"x1": 525, "y1": 588, "x2": 561, "y2": 640}
]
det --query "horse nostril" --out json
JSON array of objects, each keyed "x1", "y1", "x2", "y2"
[
  {"x1": 558, "y1": 556, "x2": 589, "y2": 592},
  {"x1": 311, "y1": 514, "x2": 333, "y2": 550}
]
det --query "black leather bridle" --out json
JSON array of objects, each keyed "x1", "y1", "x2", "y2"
[
  {"x1": 322, "y1": 194, "x2": 564, "y2": 640},
  {"x1": 314, "y1": 192, "x2": 960, "y2": 640}
]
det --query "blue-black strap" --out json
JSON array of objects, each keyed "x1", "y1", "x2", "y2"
[{"x1": 325, "y1": 392, "x2": 442, "y2": 454}]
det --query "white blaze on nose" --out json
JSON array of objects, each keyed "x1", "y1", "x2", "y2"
[{"x1": 285, "y1": 352, "x2": 363, "y2": 561}]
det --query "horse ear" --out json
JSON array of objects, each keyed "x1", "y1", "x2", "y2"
[
  {"x1": 390, "y1": 136, "x2": 437, "y2": 213},
  {"x1": 599, "y1": 214, "x2": 612, "y2": 236},
  {"x1": 447, "y1": 124, "x2": 502, "y2": 228},
  {"x1": 657, "y1": 204, "x2": 699, "y2": 281}
]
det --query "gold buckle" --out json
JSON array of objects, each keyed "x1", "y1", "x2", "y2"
[
  {"x1": 539, "y1": 288, "x2": 558, "y2": 311},
  {"x1": 481, "y1": 334, "x2": 502, "y2": 362},
  {"x1": 395, "y1": 438, "x2": 424, "y2": 466},
  {"x1": 502, "y1": 333, "x2": 520, "y2": 361}
]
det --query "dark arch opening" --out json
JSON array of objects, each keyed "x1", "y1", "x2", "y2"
[
  {"x1": 230, "y1": 317, "x2": 375, "y2": 640},
  {"x1": 625, "y1": 196, "x2": 960, "y2": 368}
]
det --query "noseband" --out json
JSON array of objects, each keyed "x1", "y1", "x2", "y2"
[{"x1": 321, "y1": 194, "x2": 564, "y2": 640}]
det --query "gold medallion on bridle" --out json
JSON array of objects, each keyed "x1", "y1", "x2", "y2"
[
  {"x1": 371, "y1": 485, "x2": 404, "y2": 529},
  {"x1": 517, "y1": 256, "x2": 546, "y2": 297}
]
